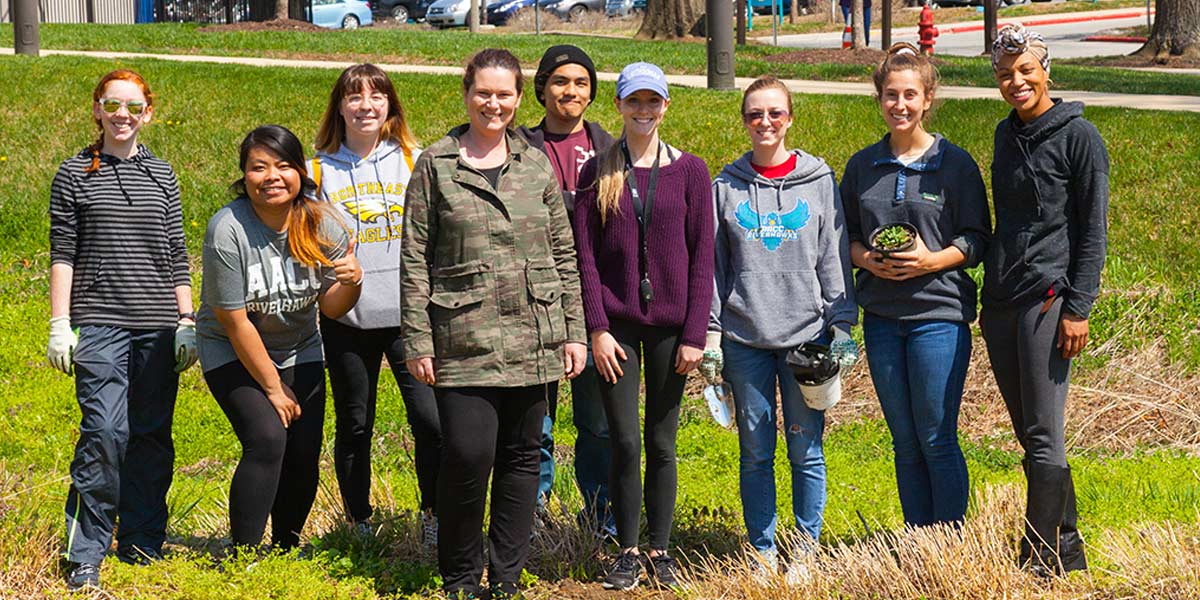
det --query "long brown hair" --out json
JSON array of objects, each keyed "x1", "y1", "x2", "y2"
[
  {"x1": 233, "y1": 125, "x2": 337, "y2": 268},
  {"x1": 85, "y1": 69, "x2": 154, "y2": 173},
  {"x1": 314, "y1": 63, "x2": 417, "y2": 155}
]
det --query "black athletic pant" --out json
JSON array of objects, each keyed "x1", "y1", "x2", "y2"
[
  {"x1": 204, "y1": 360, "x2": 326, "y2": 550},
  {"x1": 980, "y1": 297, "x2": 1071, "y2": 468},
  {"x1": 436, "y1": 385, "x2": 547, "y2": 594},
  {"x1": 601, "y1": 319, "x2": 685, "y2": 551},
  {"x1": 321, "y1": 316, "x2": 441, "y2": 521}
]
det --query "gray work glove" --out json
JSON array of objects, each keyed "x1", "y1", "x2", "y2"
[
  {"x1": 830, "y1": 325, "x2": 858, "y2": 370},
  {"x1": 699, "y1": 331, "x2": 724, "y2": 385}
]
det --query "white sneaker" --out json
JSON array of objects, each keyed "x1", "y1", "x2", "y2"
[
  {"x1": 748, "y1": 550, "x2": 779, "y2": 586},
  {"x1": 784, "y1": 557, "x2": 811, "y2": 587}
]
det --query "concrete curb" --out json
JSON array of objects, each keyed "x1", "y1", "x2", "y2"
[{"x1": 942, "y1": 8, "x2": 1153, "y2": 35}]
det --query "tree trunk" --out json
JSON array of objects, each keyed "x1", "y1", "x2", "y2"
[
  {"x1": 637, "y1": 0, "x2": 706, "y2": 39},
  {"x1": 789, "y1": 0, "x2": 797, "y2": 24},
  {"x1": 851, "y1": 0, "x2": 864, "y2": 48},
  {"x1": 1133, "y1": 0, "x2": 1200, "y2": 61},
  {"x1": 274, "y1": 0, "x2": 287, "y2": 19}
]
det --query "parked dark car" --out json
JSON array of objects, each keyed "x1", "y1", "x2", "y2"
[
  {"x1": 487, "y1": 0, "x2": 537, "y2": 24},
  {"x1": 369, "y1": 0, "x2": 433, "y2": 21}
]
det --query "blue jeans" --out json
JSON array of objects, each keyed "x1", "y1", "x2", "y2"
[
  {"x1": 862, "y1": 313, "x2": 970, "y2": 527},
  {"x1": 723, "y1": 339, "x2": 826, "y2": 554},
  {"x1": 841, "y1": 5, "x2": 872, "y2": 46}
]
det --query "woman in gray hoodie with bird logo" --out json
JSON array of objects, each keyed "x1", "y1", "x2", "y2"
[{"x1": 703, "y1": 75, "x2": 857, "y2": 578}]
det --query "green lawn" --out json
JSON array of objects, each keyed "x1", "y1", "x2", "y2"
[
  {"x1": 3, "y1": 22, "x2": 1200, "y2": 96},
  {"x1": 2, "y1": 54, "x2": 1199, "y2": 598}
]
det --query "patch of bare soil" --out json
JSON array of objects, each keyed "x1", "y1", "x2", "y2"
[
  {"x1": 687, "y1": 339, "x2": 1200, "y2": 453},
  {"x1": 199, "y1": 18, "x2": 324, "y2": 33}
]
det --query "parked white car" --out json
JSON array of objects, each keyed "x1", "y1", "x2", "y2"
[{"x1": 426, "y1": 0, "x2": 502, "y2": 27}]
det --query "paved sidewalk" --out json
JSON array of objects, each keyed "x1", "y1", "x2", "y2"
[{"x1": 5, "y1": 47, "x2": 1199, "y2": 113}]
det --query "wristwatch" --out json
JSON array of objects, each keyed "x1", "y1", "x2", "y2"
[{"x1": 178, "y1": 312, "x2": 196, "y2": 321}]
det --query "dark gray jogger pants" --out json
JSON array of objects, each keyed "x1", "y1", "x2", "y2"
[{"x1": 65, "y1": 326, "x2": 178, "y2": 565}]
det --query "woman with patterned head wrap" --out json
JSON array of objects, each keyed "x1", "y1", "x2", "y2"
[{"x1": 983, "y1": 23, "x2": 1109, "y2": 578}]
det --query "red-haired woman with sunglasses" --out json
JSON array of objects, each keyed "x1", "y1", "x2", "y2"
[{"x1": 49, "y1": 69, "x2": 196, "y2": 591}]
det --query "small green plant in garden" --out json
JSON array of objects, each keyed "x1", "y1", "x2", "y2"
[{"x1": 874, "y1": 225, "x2": 914, "y2": 251}]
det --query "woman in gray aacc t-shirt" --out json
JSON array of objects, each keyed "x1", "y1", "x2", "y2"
[{"x1": 197, "y1": 125, "x2": 361, "y2": 551}]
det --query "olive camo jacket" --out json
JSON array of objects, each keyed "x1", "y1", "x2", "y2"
[{"x1": 400, "y1": 125, "x2": 586, "y2": 388}]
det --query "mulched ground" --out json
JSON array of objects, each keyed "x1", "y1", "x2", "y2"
[
  {"x1": 198, "y1": 18, "x2": 324, "y2": 32},
  {"x1": 764, "y1": 47, "x2": 890, "y2": 66},
  {"x1": 1081, "y1": 53, "x2": 1200, "y2": 69}
]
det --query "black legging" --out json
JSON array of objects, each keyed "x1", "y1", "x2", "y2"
[
  {"x1": 321, "y1": 316, "x2": 441, "y2": 521},
  {"x1": 435, "y1": 385, "x2": 547, "y2": 594},
  {"x1": 204, "y1": 360, "x2": 325, "y2": 550},
  {"x1": 601, "y1": 319, "x2": 685, "y2": 551}
]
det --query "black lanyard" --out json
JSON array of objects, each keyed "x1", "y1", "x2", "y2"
[{"x1": 623, "y1": 140, "x2": 664, "y2": 304}]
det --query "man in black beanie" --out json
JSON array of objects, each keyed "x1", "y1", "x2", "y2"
[{"x1": 518, "y1": 44, "x2": 616, "y2": 542}]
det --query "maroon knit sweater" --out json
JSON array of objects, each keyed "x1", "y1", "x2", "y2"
[{"x1": 572, "y1": 151, "x2": 715, "y2": 349}]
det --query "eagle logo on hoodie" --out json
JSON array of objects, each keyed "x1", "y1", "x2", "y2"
[
  {"x1": 735, "y1": 199, "x2": 809, "y2": 251},
  {"x1": 342, "y1": 199, "x2": 404, "y2": 224}
]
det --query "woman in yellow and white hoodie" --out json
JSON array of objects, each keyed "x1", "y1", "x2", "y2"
[{"x1": 310, "y1": 63, "x2": 440, "y2": 544}]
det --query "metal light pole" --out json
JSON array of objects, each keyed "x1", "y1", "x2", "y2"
[
  {"x1": 706, "y1": 0, "x2": 735, "y2": 89},
  {"x1": 882, "y1": 0, "x2": 891, "y2": 50},
  {"x1": 983, "y1": 0, "x2": 996, "y2": 54},
  {"x1": 12, "y1": 0, "x2": 39, "y2": 56}
]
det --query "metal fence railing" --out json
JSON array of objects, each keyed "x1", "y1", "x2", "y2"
[
  {"x1": 0, "y1": 0, "x2": 136, "y2": 23},
  {"x1": 154, "y1": 0, "x2": 252, "y2": 23}
]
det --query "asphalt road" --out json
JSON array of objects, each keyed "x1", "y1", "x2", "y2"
[{"x1": 772, "y1": 7, "x2": 1152, "y2": 58}]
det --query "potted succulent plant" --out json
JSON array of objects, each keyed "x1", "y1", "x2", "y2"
[{"x1": 868, "y1": 222, "x2": 918, "y2": 258}]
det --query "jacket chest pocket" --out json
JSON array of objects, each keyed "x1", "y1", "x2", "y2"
[
  {"x1": 527, "y1": 265, "x2": 566, "y2": 350},
  {"x1": 429, "y1": 262, "x2": 494, "y2": 359}
]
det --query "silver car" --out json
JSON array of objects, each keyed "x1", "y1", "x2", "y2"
[
  {"x1": 541, "y1": 0, "x2": 602, "y2": 19},
  {"x1": 426, "y1": 0, "x2": 503, "y2": 26}
]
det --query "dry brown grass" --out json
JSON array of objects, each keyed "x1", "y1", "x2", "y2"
[
  {"x1": 680, "y1": 484, "x2": 1200, "y2": 600},
  {"x1": 503, "y1": 8, "x2": 640, "y2": 36},
  {"x1": 686, "y1": 334, "x2": 1200, "y2": 454}
]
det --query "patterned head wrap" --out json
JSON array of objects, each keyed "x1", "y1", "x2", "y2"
[{"x1": 991, "y1": 24, "x2": 1050, "y2": 75}]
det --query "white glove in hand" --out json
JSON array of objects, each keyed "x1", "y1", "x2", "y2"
[
  {"x1": 175, "y1": 320, "x2": 198, "y2": 373},
  {"x1": 47, "y1": 316, "x2": 77, "y2": 376},
  {"x1": 830, "y1": 326, "x2": 858, "y2": 370},
  {"x1": 699, "y1": 331, "x2": 724, "y2": 385}
]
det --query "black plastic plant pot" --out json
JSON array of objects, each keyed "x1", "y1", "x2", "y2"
[{"x1": 868, "y1": 222, "x2": 918, "y2": 258}]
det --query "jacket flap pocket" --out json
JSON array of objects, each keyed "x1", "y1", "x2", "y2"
[
  {"x1": 429, "y1": 288, "x2": 486, "y2": 310},
  {"x1": 432, "y1": 260, "x2": 491, "y2": 278},
  {"x1": 526, "y1": 267, "x2": 562, "y2": 304}
]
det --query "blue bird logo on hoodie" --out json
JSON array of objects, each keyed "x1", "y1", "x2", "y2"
[{"x1": 735, "y1": 199, "x2": 809, "y2": 251}]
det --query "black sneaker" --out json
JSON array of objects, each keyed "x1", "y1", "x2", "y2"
[
  {"x1": 489, "y1": 581, "x2": 523, "y2": 599},
  {"x1": 602, "y1": 550, "x2": 642, "y2": 591},
  {"x1": 117, "y1": 546, "x2": 164, "y2": 566},
  {"x1": 647, "y1": 552, "x2": 680, "y2": 589},
  {"x1": 65, "y1": 562, "x2": 100, "y2": 591}
]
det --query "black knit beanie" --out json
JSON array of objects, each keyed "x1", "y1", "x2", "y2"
[{"x1": 534, "y1": 44, "x2": 598, "y2": 106}]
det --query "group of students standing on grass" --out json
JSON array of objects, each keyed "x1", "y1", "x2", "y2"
[{"x1": 48, "y1": 23, "x2": 1106, "y2": 598}]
